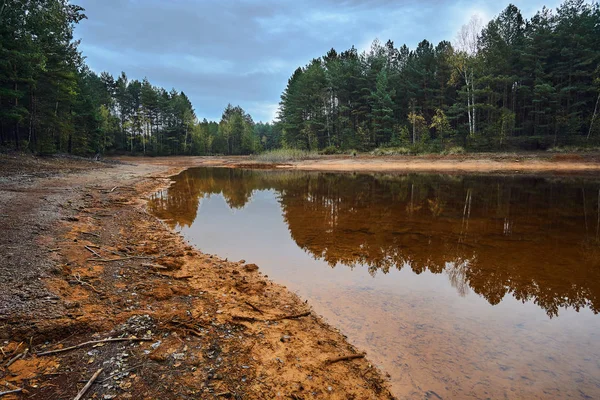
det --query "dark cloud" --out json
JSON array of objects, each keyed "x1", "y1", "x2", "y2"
[{"x1": 75, "y1": 0, "x2": 561, "y2": 122}]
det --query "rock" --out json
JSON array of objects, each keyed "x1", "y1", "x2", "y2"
[
  {"x1": 244, "y1": 264, "x2": 259, "y2": 272},
  {"x1": 280, "y1": 335, "x2": 291, "y2": 343}
]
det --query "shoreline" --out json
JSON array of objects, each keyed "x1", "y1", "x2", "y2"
[
  {"x1": 0, "y1": 154, "x2": 394, "y2": 399},
  {"x1": 115, "y1": 152, "x2": 600, "y2": 175}
]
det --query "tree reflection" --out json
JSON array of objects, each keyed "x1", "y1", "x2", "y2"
[{"x1": 148, "y1": 168, "x2": 600, "y2": 317}]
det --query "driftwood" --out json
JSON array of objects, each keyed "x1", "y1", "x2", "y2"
[
  {"x1": 36, "y1": 337, "x2": 152, "y2": 357},
  {"x1": 325, "y1": 353, "x2": 365, "y2": 364},
  {"x1": 232, "y1": 311, "x2": 311, "y2": 323},
  {"x1": 73, "y1": 368, "x2": 103, "y2": 400},
  {"x1": 0, "y1": 388, "x2": 23, "y2": 397}
]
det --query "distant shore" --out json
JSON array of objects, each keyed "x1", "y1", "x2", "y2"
[{"x1": 114, "y1": 152, "x2": 600, "y2": 175}]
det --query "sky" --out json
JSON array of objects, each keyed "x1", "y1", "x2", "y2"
[{"x1": 74, "y1": 0, "x2": 563, "y2": 123}]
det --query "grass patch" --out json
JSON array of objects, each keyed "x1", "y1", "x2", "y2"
[
  {"x1": 441, "y1": 146, "x2": 466, "y2": 155},
  {"x1": 547, "y1": 145, "x2": 600, "y2": 153},
  {"x1": 254, "y1": 148, "x2": 321, "y2": 163},
  {"x1": 370, "y1": 147, "x2": 414, "y2": 156}
]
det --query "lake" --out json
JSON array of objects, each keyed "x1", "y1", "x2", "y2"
[{"x1": 149, "y1": 167, "x2": 600, "y2": 399}]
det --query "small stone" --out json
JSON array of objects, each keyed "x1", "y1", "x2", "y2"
[{"x1": 244, "y1": 263, "x2": 259, "y2": 272}]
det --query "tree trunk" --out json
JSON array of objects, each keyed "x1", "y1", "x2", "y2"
[
  {"x1": 587, "y1": 92, "x2": 599, "y2": 140},
  {"x1": 14, "y1": 82, "x2": 19, "y2": 149},
  {"x1": 464, "y1": 70, "x2": 472, "y2": 137},
  {"x1": 471, "y1": 70, "x2": 476, "y2": 136}
]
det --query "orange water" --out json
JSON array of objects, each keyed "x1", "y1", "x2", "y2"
[{"x1": 149, "y1": 168, "x2": 600, "y2": 399}]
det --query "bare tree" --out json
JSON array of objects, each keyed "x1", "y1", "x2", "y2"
[{"x1": 453, "y1": 16, "x2": 482, "y2": 137}]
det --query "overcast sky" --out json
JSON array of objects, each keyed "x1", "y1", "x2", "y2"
[{"x1": 74, "y1": 0, "x2": 563, "y2": 123}]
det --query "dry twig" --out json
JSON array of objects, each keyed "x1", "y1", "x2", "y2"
[
  {"x1": 87, "y1": 255, "x2": 154, "y2": 262},
  {"x1": 4, "y1": 348, "x2": 28, "y2": 368},
  {"x1": 80, "y1": 231, "x2": 100, "y2": 237},
  {"x1": 84, "y1": 246, "x2": 102, "y2": 258},
  {"x1": 244, "y1": 301, "x2": 264, "y2": 314},
  {"x1": 73, "y1": 368, "x2": 103, "y2": 400},
  {"x1": 325, "y1": 353, "x2": 366, "y2": 364},
  {"x1": 0, "y1": 388, "x2": 23, "y2": 397},
  {"x1": 99, "y1": 363, "x2": 144, "y2": 383},
  {"x1": 232, "y1": 311, "x2": 311, "y2": 323},
  {"x1": 71, "y1": 274, "x2": 102, "y2": 294},
  {"x1": 36, "y1": 337, "x2": 151, "y2": 357}
]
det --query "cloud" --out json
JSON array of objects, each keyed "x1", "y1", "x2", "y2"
[{"x1": 74, "y1": 0, "x2": 565, "y2": 123}]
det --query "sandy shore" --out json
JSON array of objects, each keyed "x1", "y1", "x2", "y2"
[
  {"x1": 0, "y1": 154, "x2": 393, "y2": 399},
  {"x1": 116, "y1": 152, "x2": 600, "y2": 175}
]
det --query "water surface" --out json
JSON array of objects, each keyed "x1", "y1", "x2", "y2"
[{"x1": 149, "y1": 168, "x2": 600, "y2": 399}]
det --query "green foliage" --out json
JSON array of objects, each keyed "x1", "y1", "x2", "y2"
[
  {"x1": 2, "y1": 0, "x2": 599, "y2": 157},
  {"x1": 371, "y1": 147, "x2": 414, "y2": 156},
  {"x1": 254, "y1": 148, "x2": 321, "y2": 163},
  {"x1": 547, "y1": 145, "x2": 600, "y2": 153},
  {"x1": 441, "y1": 146, "x2": 466, "y2": 155},
  {"x1": 277, "y1": 1, "x2": 600, "y2": 153},
  {"x1": 0, "y1": 1, "x2": 270, "y2": 156},
  {"x1": 320, "y1": 145, "x2": 340, "y2": 155}
]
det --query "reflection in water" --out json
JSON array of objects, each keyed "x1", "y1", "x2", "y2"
[{"x1": 150, "y1": 168, "x2": 600, "y2": 318}]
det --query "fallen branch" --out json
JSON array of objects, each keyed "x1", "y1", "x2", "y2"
[
  {"x1": 80, "y1": 231, "x2": 100, "y2": 237},
  {"x1": 84, "y1": 246, "x2": 102, "y2": 258},
  {"x1": 36, "y1": 337, "x2": 152, "y2": 357},
  {"x1": 73, "y1": 368, "x2": 103, "y2": 400},
  {"x1": 244, "y1": 301, "x2": 264, "y2": 314},
  {"x1": 269, "y1": 311, "x2": 311, "y2": 321},
  {"x1": 141, "y1": 263, "x2": 168, "y2": 270},
  {"x1": 150, "y1": 271, "x2": 192, "y2": 280},
  {"x1": 71, "y1": 274, "x2": 102, "y2": 294},
  {"x1": 169, "y1": 320, "x2": 205, "y2": 337},
  {"x1": 232, "y1": 311, "x2": 311, "y2": 323},
  {"x1": 325, "y1": 353, "x2": 365, "y2": 364},
  {"x1": 4, "y1": 348, "x2": 28, "y2": 368},
  {"x1": 87, "y1": 255, "x2": 154, "y2": 262},
  {"x1": 106, "y1": 186, "x2": 136, "y2": 193},
  {"x1": 99, "y1": 363, "x2": 144, "y2": 383},
  {"x1": 0, "y1": 388, "x2": 23, "y2": 397}
]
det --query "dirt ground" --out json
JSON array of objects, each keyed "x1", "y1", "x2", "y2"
[
  {"x1": 0, "y1": 153, "x2": 394, "y2": 400},
  {"x1": 1, "y1": 152, "x2": 598, "y2": 400}
]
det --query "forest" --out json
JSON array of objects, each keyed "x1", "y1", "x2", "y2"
[
  {"x1": 0, "y1": 0, "x2": 278, "y2": 156},
  {"x1": 0, "y1": 0, "x2": 599, "y2": 155},
  {"x1": 279, "y1": 0, "x2": 600, "y2": 152}
]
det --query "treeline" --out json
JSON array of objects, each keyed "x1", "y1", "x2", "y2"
[
  {"x1": 278, "y1": 1, "x2": 600, "y2": 152},
  {"x1": 3, "y1": 1, "x2": 599, "y2": 156},
  {"x1": 0, "y1": 0, "x2": 281, "y2": 156}
]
